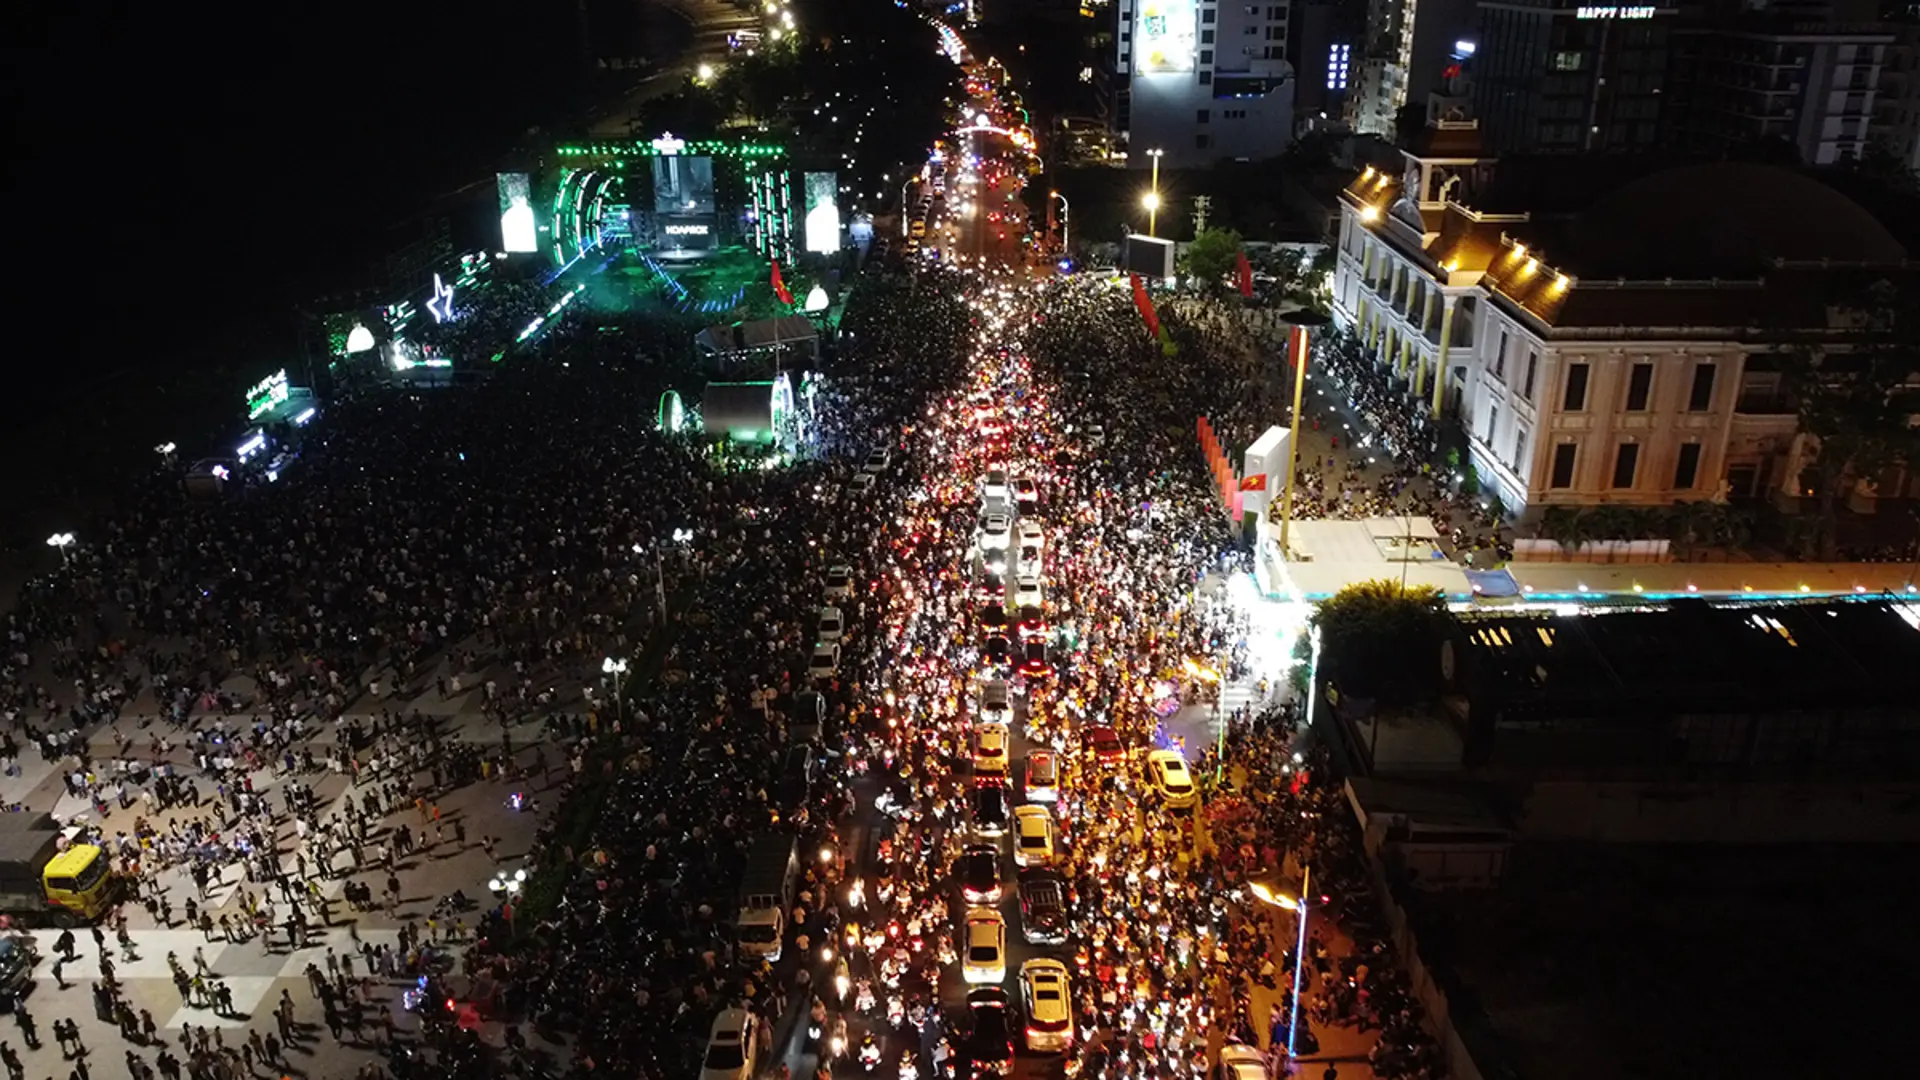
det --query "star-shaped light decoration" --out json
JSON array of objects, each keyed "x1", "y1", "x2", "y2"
[{"x1": 427, "y1": 273, "x2": 456, "y2": 323}]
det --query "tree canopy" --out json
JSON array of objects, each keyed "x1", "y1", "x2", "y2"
[
  {"x1": 1779, "y1": 277, "x2": 1920, "y2": 560},
  {"x1": 1180, "y1": 227, "x2": 1242, "y2": 292},
  {"x1": 1310, "y1": 579, "x2": 1448, "y2": 706}
]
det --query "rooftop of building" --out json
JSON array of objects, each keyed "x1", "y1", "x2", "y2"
[
  {"x1": 1342, "y1": 152, "x2": 1915, "y2": 330},
  {"x1": 1451, "y1": 597, "x2": 1920, "y2": 713},
  {"x1": 1405, "y1": 842, "x2": 1920, "y2": 1080}
]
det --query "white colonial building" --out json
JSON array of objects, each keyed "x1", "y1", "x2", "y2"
[{"x1": 1330, "y1": 107, "x2": 1918, "y2": 522}]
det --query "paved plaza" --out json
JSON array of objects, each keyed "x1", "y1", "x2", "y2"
[{"x1": 0, "y1": 665, "x2": 559, "y2": 1079}]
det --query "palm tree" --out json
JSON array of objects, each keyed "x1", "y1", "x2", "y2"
[
  {"x1": 1667, "y1": 501, "x2": 1715, "y2": 562},
  {"x1": 1583, "y1": 507, "x2": 1633, "y2": 559}
]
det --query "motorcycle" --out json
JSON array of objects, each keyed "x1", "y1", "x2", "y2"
[{"x1": 859, "y1": 1033, "x2": 884, "y2": 1074}]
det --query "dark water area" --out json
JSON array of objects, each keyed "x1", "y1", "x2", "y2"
[{"x1": 0, "y1": 0, "x2": 630, "y2": 541}]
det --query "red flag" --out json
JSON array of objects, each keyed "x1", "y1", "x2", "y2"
[
  {"x1": 1236, "y1": 250, "x2": 1254, "y2": 298},
  {"x1": 770, "y1": 260, "x2": 793, "y2": 305},
  {"x1": 1239, "y1": 473, "x2": 1267, "y2": 492},
  {"x1": 1130, "y1": 273, "x2": 1160, "y2": 339}
]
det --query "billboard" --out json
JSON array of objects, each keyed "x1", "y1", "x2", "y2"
[
  {"x1": 660, "y1": 215, "x2": 718, "y2": 251},
  {"x1": 1137, "y1": 1, "x2": 1196, "y2": 75},
  {"x1": 653, "y1": 155, "x2": 716, "y2": 215},
  {"x1": 497, "y1": 172, "x2": 538, "y2": 252},
  {"x1": 803, "y1": 171, "x2": 841, "y2": 255},
  {"x1": 1123, "y1": 235, "x2": 1176, "y2": 279}
]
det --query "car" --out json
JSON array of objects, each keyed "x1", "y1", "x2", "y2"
[
  {"x1": 700, "y1": 1008, "x2": 759, "y2": 1080},
  {"x1": 978, "y1": 514, "x2": 1012, "y2": 551},
  {"x1": 1145, "y1": 749, "x2": 1200, "y2": 809},
  {"x1": 1012, "y1": 805, "x2": 1056, "y2": 867},
  {"x1": 863, "y1": 447, "x2": 892, "y2": 474},
  {"x1": 911, "y1": 220, "x2": 928, "y2": 238},
  {"x1": 983, "y1": 633, "x2": 1012, "y2": 671},
  {"x1": 959, "y1": 843, "x2": 1003, "y2": 904},
  {"x1": 973, "y1": 722, "x2": 1011, "y2": 778},
  {"x1": 1013, "y1": 477, "x2": 1039, "y2": 509},
  {"x1": 849, "y1": 471, "x2": 875, "y2": 494},
  {"x1": 1015, "y1": 605, "x2": 1046, "y2": 639},
  {"x1": 1013, "y1": 575, "x2": 1042, "y2": 608},
  {"x1": 1215, "y1": 1044, "x2": 1268, "y2": 1080},
  {"x1": 978, "y1": 605, "x2": 1009, "y2": 637},
  {"x1": 975, "y1": 571, "x2": 1007, "y2": 603},
  {"x1": 816, "y1": 606, "x2": 845, "y2": 643},
  {"x1": 808, "y1": 643, "x2": 840, "y2": 682},
  {"x1": 1016, "y1": 520, "x2": 1042, "y2": 549},
  {"x1": 981, "y1": 545, "x2": 1010, "y2": 575},
  {"x1": 964, "y1": 987, "x2": 1016, "y2": 1075},
  {"x1": 979, "y1": 679, "x2": 1011, "y2": 726},
  {"x1": 1018, "y1": 639, "x2": 1050, "y2": 679},
  {"x1": 823, "y1": 564, "x2": 855, "y2": 601},
  {"x1": 962, "y1": 908, "x2": 1007, "y2": 984},
  {"x1": 982, "y1": 469, "x2": 1010, "y2": 503},
  {"x1": 1019, "y1": 960, "x2": 1073, "y2": 1052},
  {"x1": 1024, "y1": 751, "x2": 1058, "y2": 802},
  {"x1": 1017, "y1": 870, "x2": 1068, "y2": 944},
  {"x1": 1082, "y1": 725, "x2": 1122, "y2": 764},
  {"x1": 1013, "y1": 544, "x2": 1041, "y2": 577},
  {"x1": 971, "y1": 782, "x2": 1010, "y2": 836}
]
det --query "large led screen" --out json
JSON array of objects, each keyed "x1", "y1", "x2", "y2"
[
  {"x1": 653, "y1": 155, "x2": 716, "y2": 215},
  {"x1": 1137, "y1": 1, "x2": 1196, "y2": 75},
  {"x1": 803, "y1": 171, "x2": 841, "y2": 255},
  {"x1": 660, "y1": 215, "x2": 718, "y2": 251},
  {"x1": 497, "y1": 172, "x2": 538, "y2": 252}
]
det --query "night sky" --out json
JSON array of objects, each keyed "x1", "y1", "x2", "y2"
[{"x1": 3, "y1": 1, "x2": 585, "y2": 423}]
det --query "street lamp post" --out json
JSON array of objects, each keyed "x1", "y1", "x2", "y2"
[
  {"x1": 1248, "y1": 864, "x2": 1318, "y2": 1070},
  {"x1": 45, "y1": 533, "x2": 74, "y2": 565},
  {"x1": 601, "y1": 656, "x2": 628, "y2": 721},
  {"x1": 1146, "y1": 148, "x2": 1164, "y2": 236},
  {"x1": 1050, "y1": 190, "x2": 1071, "y2": 251},
  {"x1": 488, "y1": 868, "x2": 528, "y2": 932}
]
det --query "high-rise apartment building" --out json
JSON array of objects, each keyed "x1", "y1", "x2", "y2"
[
  {"x1": 1111, "y1": 0, "x2": 1299, "y2": 166},
  {"x1": 1470, "y1": 1, "x2": 1674, "y2": 154},
  {"x1": 1349, "y1": 0, "x2": 1478, "y2": 136},
  {"x1": 1665, "y1": 0, "x2": 1893, "y2": 166}
]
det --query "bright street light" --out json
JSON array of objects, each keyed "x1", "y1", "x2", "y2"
[
  {"x1": 1140, "y1": 192, "x2": 1160, "y2": 212},
  {"x1": 155, "y1": 442, "x2": 176, "y2": 456},
  {"x1": 697, "y1": 63, "x2": 715, "y2": 81},
  {"x1": 1145, "y1": 148, "x2": 1165, "y2": 236},
  {"x1": 46, "y1": 533, "x2": 75, "y2": 563}
]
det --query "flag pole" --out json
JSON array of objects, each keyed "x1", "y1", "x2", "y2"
[{"x1": 1278, "y1": 311, "x2": 1330, "y2": 558}]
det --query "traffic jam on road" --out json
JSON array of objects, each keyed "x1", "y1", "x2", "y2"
[{"x1": 818, "y1": 261, "x2": 1236, "y2": 1080}]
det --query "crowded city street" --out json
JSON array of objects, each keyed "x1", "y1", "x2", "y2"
[{"x1": 0, "y1": 48, "x2": 1448, "y2": 1080}]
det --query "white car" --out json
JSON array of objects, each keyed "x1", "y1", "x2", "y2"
[
  {"x1": 1145, "y1": 749, "x2": 1199, "y2": 809},
  {"x1": 963, "y1": 908, "x2": 1008, "y2": 984},
  {"x1": 863, "y1": 447, "x2": 892, "y2": 474},
  {"x1": 809, "y1": 643, "x2": 841, "y2": 682},
  {"x1": 700, "y1": 1008, "x2": 758, "y2": 1080},
  {"x1": 1016, "y1": 520, "x2": 1042, "y2": 549},
  {"x1": 1216, "y1": 1045, "x2": 1267, "y2": 1080},
  {"x1": 982, "y1": 469, "x2": 1010, "y2": 503},
  {"x1": 1012, "y1": 805, "x2": 1057, "y2": 867},
  {"x1": 1013, "y1": 575, "x2": 1043, "y2": 609},
  {"x1": 850, "y1": 472, "x2": 875, "y2": 495},
  {"x1": 823, "y1": 565, "x2": 854, "y2": 601},
  {"x1": 1014, "y1": 544, "x2": 1041, "y2": 577},
  {"x1": 973, "y1": 722, "x2": 1011, "y2": 778},
  {"x1": 1019, "y1": 960, "x2": 1073, "y2": 1052},
  {"x1": 1024, "y1": 751, "x2": 1058, "y2": 802},
  {"x1": 816, "y1": 606, "x2": 845, "y2": 643},
  {"x1": 978, "y1": 514, "x2": 1011, "y2": 551},
  {"x1": 978, "y1": 679, "x2": 1011, "y2": 727}
]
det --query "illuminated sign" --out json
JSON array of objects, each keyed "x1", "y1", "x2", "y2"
[
  {"x1": 1137, "y1": 1, "x2": 1195, "y2": 75},
  {"x1": 427, "y1": 273, "x2": 455, "y2": 323},
  {"x1": 1576, "y1": 5, "x2": 1655, "y2": 17},
  {"x1": 803, "y1": 171, "x2": 841, "y2": 255},
  {"x1": 246, "y1": 370, "x2": 289, "y2": 420},
  {"x1": 651, "y1": 132, "x2": 686, "y2": 156},
  {"x1": 497, "y1": 172, "x2": 538, "y2": 253},
  {"x1": 664, "y1": 223, "x2": 710, "y2": 236}
]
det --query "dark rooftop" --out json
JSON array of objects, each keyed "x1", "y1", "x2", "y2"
[{"x1": 1454, "y1": 599, "x2": 1920, "y2": 713}]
